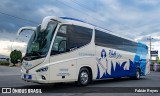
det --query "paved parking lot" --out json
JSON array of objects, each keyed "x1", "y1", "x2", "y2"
[{"x1": 0, "y1": 66, "x2": 160, "y2": 96}]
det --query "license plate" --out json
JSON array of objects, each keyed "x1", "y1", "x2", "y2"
[{"x1": 24, "y1": 74, "x2": 32, "y2": 79}]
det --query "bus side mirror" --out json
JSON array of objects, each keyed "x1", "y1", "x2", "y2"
[{"x1": 17, "y1": 27, "x2": 36, "y2": 36}]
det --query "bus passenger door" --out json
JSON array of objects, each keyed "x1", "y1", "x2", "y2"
[{"x1": 49, "y1": 25, "x2": 77, "y2": 82}]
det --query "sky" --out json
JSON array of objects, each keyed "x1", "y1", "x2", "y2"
[{"x1": 0, "y1": 0, "x2": 160, "y2": 57}]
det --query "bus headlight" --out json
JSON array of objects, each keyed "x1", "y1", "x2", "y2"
[{"x1": 36, "y1": 66, "x2": 48, "y2": 72}]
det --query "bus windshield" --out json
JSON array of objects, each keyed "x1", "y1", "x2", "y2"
[{"x1": 24, "y1": 21, "x2": 58, "y2": 61}]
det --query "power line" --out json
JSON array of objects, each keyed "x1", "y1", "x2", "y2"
[
  {"x1": 57, "y1": 0, "x2": 141, "y2": 41},
  {"x1": 57, "y1": 0, "x2": 95, "y2": 20},
  {"x1": 57, "y1": 0, "x2": 113, "y2": 32},
  {"x1": 70, "y1": 0, "x2": 95, "y2": 12},
  {"x1": 70, "y1": 0, "x2": 122, "y2": 25},
  {"x1": 70, "y1": 0, "x2": 136, "y2": 33},
  {"x1": 70, "y1": 0, "x2": 143, "y2": 35},
  {"x1": 0, "y1": 11, "x2": 38, "y2": 24}
]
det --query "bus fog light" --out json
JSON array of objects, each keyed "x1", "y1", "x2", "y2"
[{"x1": 42, "y1": 75, "x2": 46, "y2": 80}]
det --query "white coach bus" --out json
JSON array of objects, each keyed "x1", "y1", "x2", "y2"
[{"x1": 17, "y1": 16, "x2": 150, "y2": 86}]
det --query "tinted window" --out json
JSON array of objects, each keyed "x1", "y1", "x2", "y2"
[
  {"x1": 51, "y1": 25, "x2": 67, "y2": 55},
  {"x1": 95, "y1": 30, "x2": 137, "y2": 53},
  {"x1": 68, "y1": 25, "x2": 92, "y2": 50},
  {"x1": 51, "y1": 25, "x2": 92, "y2": 55}
]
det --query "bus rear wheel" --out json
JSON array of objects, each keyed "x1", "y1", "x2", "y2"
[
  {"x1": 135, "y1": 69, "x2": 140, "y2": 80},
  {"x1": 76, "y1": 68, "x2": 91, "y2": 86},
  {"x1": 130, "y1": 69, "x2": 140, "y2": 80}
]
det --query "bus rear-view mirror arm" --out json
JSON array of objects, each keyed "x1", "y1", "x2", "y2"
[{"x1": 17, "y1": 27, "x2": 36, "y2": 36}]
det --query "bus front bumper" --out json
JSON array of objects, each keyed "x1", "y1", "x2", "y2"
[{"x1": 21, "y1": 72, "x2": 49, "y2": 84}]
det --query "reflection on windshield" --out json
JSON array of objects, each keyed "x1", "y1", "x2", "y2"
[{"x1": 24, "y1": 21, "x2": 58, "y2": 61}]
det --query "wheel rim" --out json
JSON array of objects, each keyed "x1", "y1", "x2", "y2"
[
  {"x1": 80, "y1": 71, "x2": 89, "y2": 85},
  {"x1": 137, "y1": 70, "x2": 140, "y2": 79}
]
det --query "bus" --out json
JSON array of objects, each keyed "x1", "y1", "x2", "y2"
[{"x1": 17, "y1": 16, "x2": 150, "y2": 86}]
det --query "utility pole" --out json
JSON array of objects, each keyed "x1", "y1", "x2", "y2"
[
  {"x1": 10, "y1": 40, "x2": 14, "y2": 52},
  {"x1": 147, "y1": 36, "x2": 153, "y2": 60}
]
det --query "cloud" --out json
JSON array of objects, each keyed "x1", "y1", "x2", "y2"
[
  {"x1": 37, "y1": 5, "x2": 64, "y2": 18},
  {"x1": 135, "y1": 0, "x2": 160, "y2": 6},
  {"x1": 0, "y1": 29, "x2": 32, "y2": 56},
  {"x1": 0, "y1": 40, "x2": 27, "y2": 56},
  {"x1": 0, "y1": 0, "x2": 160, "y2": 56}
]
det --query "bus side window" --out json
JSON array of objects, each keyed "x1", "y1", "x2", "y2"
[
  {"x1": 50, "y1": 25, "x2": 92, "y2": 55},
  {"x1": 67, "y1": 25, "x2": 92, "y2": 50},
  {"x1": 51, "y1": 25, "x2": 67, "y2": 55}
]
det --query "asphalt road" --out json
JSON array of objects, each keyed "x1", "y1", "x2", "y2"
[{"x1": 0, "y1": 65, "x2": 160, "y2": 96}]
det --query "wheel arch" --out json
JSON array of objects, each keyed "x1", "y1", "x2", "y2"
[{"x1": 78, "y1": 66, "x2": 93, "y2": 81}]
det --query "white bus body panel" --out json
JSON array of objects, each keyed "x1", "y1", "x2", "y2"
[
  {"x1": 20, "y1": 16, "x2": 149, "y2": 84},
  {"x1": 48, "y1": 43, "x2": 96, "y2": 83}
]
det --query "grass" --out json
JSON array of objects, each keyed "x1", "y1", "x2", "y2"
[{"x1": 0, "y1": 61, "x2": 9, "y2": 66}]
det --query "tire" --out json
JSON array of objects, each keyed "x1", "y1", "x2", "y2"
[
  {"x1": 135, "y1": 69, "x2": 141, "y2": 80},
  {"x1": 130, "y1": 69, "x2": 141, "y2": 80},
  {"x1": 76, "y1": 68, "x2": 91, "y2": 86}
]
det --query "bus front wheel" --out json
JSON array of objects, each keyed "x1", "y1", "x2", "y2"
[{"x1": 76, "y1": 68, "x2": 91, "y2": 86}]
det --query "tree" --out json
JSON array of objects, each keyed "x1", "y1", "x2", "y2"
[
  {"x1": 156, "y1": 57, "x2": 160, "y2": 64},
  {"x1": 10, "y1": 50, "x2": 22, "y2": 65}
]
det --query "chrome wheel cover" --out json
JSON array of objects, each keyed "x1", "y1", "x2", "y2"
[
  {"x1": 80, "y1": 71, "x2": 89, "y2": 85},
  {"x1": 136, "y1": 70, "x2": 140, "y2": 79}
]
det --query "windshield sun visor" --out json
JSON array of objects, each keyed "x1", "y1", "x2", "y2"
[{"x1": 40, "y1": 16, "x2": 65, "y2": 32}]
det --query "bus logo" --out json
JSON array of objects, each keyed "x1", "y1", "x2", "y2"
[{"x1": 2, "y1": 88, "x2": 11, "y2": 93}]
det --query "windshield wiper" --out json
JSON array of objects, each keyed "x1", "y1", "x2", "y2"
[
  {"x1": 24, "y1": 51, "x2": 45, "y2": 61},
  {"x1": 31, "y1": 51, "x2": 41, "y2": 57},
  {"x1": 30, "y1": 51, "x2": 46, "y2": 58}
]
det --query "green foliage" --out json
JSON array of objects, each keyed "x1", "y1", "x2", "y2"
[
  {"x1": 10, "y1": 50, "x2": 22, "y2": 64},
  {"x1": 157, "y1": 57, "x2": 160, "y2": 64},
  {"x1": 0, "y1": 61, "x2": 9, "y2": 66},
  {"x1": 158, "y1": 60, "x2": 160, "y2": 64}
]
